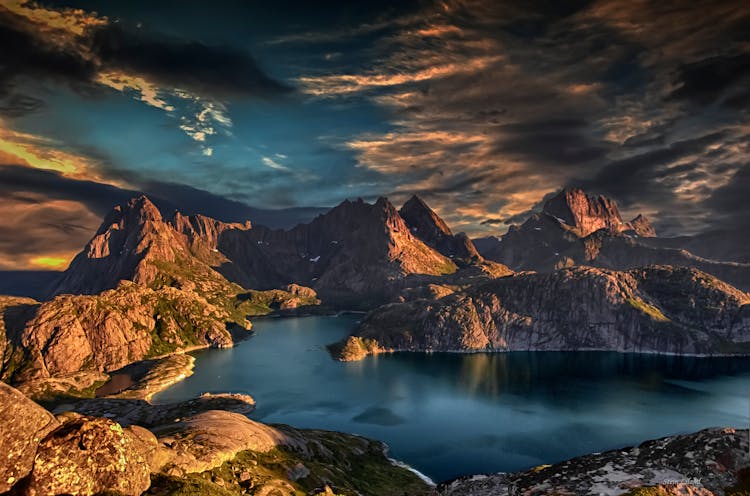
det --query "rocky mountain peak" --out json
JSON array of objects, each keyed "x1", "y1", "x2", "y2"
[
  {"x1": 629, "y1": 214, "x2": 656, "y2": 237},
  {"x1": 398, "y1": 195, "x2": 482, "y2": 262},
  {"x1": 48, "y1": 196, "x2": 186, "y2": 297},
  {"x1": 543, "y1": 188, "x2": 624, "y2": 237},
  {"x1": 399, "y1": 194, "x2": 453, "y2": 237}
]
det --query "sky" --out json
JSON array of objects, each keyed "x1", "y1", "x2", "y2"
[{"x1": 0, "y1": 0, "x2": 748, "y2": 270}]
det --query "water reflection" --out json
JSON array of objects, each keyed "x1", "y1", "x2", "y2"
[{"x1": 155, "y1": 316, "x2": 750, "y2": 482}]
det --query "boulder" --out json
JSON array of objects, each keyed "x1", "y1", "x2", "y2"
[
  {"x1": 0, "y1": 382, "x2": 59, "y2": 493},
  {"x1": 25, "y1": 414, "x2": 151, "y2": 496}
]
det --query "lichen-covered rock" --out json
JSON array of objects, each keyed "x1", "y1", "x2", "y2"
[
  {"x1": 26, "y1": 414, "x2": 151, "y2": 496},
  {"x1": 437, "y1": 428, "x2": 749, "y2": 495},
  {"x1": 0, "y1": 382, "x2": 59, "y2": 493},
  {"x1": 333, "y1": 265, "x2": 750, "y2": 359}
]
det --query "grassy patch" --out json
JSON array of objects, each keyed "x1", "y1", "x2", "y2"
[{"x1": 626, "y1": 297, "x2": 670, "y2": 322}]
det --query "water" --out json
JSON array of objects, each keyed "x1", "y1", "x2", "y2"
[{"x1": 154, "y1": 315, "x2": 750, "y2": 482}]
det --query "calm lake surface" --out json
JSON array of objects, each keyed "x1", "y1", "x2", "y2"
[{"x1": 154, "y1": 315, "x2": 750, "y2": 482}]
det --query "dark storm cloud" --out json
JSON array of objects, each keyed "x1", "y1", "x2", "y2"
[
  {"x1": 577, "y1": 131, "x2": 730, "y2": 202},
  {"x1": 0, "y1": 11, "x2": 96, "y2": 116},
  {"x1": 480, "y1": 218, "x2": 504, "y2": 226},
  {"x1": 703, "y1": 163, "x2": 750, "y2": 228},
  {"x1": 670, "y1": 52, "x2": 750, "y2": 106},
  {"x1": 89, "y1": 24, "x2": 293, "y2": 98},
  {"x1": 494, "y1": 118, "x2": 611, "y2": 166},
  {"x1": 0, "y1": 4, "x2": 291, "y2": 118},
  {"x1": 0, "y1": 164, "x2": 322, "y2": 229},
  {"x1": 300, "y1": 0, "x2": 750, "y2": 235}
]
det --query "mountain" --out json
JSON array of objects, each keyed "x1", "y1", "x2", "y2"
[
  {"x1": 398, "y1": 195, "x2": 480, "y2": 263},
  {"x1": 172, "y1": 196, "x2": 460, "y2": 307},
  {"x1": 330, "y1": 265, "x2": 750, "y2": 360},
  {"x1": 474, "y1": 188, "x2": 750, "y2": 291},
  {"x1": 542, "y1": 188, "x2": 654, "y2": 237},
  {"x1": 49, "y1": 196, "x2": 196, "y2": 296},
  {"x1": 47, "y1": 194, "x2": 459, "y2": 309}
]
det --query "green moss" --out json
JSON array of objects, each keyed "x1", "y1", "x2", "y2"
[
  {"x1": 150, "y1": 474, "x2": 237, "y2": 496},
  {"x1": 626, "y1": 297, "x2": 670, "y2": 322}
]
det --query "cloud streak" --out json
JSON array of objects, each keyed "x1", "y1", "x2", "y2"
[{"x1": 296, "y1": 0, "x2": 750, "y2": 236}]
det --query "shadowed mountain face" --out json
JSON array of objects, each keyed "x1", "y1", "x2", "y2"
[
  {"x1": 474, "y1": 188, "x2": 750, "y2": 291},
  {"x1": 399, "y1": 195, "x2": 480, "y2": 264},
  {"x1": 49, "y1": 195, "x2": 461, "y2": 307}
]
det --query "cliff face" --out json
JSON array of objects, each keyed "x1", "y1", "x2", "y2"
[
  {"x1": 332, "y1": 265, "x2": 750, "y2": 360},
  {"x1": 542, "y1": 188, "x2": 633, "y2": 237},
  {"x1": 399, "y1": 195, "x2": 481, "y2": 263}
]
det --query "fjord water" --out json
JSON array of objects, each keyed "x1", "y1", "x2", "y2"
[{"x1": 155, "y1": 315, "x2": 750, "y2": 482}]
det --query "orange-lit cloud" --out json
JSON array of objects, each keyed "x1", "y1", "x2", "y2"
[
  {"x1": 29, "y1": 255, "x2": 70, "y2": 269},
  {"x1": 1, "y1": 0, "x2": 107, "y2": 37},
  {"x1": 0, "y1": 192, "x2": 99, "y2": 270},
  {"x1": 0, "y1": 120, "x2": 123, "y2": 186},
  {"x1": 299, "y1": 55, "x2": 503, "y2": 96}
]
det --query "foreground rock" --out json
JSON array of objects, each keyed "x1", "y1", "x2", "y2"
[
  {"x1": 149, "y1": 411, "x2": 431, "y2": 496},
  {"x1": 437, "y1": 427, "x2": 750, "y2": 495},
  {"x1": 0, "y1": 382, "x2": 59, "y2": 492},
  {"x1": 26, "y1": 413, "x2": 153, "y2": 496},
  {"x1": 1, "y1": 383, "x2": 430, "y2": 496},
  {"x1": 332, "y1": 265, "x2": 750, "y2": 359}
]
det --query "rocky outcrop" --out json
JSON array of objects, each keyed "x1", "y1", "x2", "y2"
[
  {"x1": 399, "y1": 195, "x2": 480, "y2": 263},
  {"x1": 629, "y1": 213, "x2": 657, "y2": 237},
  {"x1": 437, "y1": 427, "x2": 749, "y2": 495},
  {"x1": 1, "y1": 383, "x2": 430, "y2": 496},
  {"x1": 154, "y1": 410, "x2": 293, "y2": 474},
  {"x1": 0, "y1": 382, "x2": 59, "y2": 492},
  {"x1": 331, "y1": 265, "x2": 750, "y2": 360},
  {"x1": 2, "y1": 282, "x2": 240, "y2": 392}
]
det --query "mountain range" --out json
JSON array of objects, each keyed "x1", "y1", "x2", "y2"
[
  {"x1": 473, "y1": 188, "x2": 750, "y2": 290},
  {"x1": 2, "y1": 189, "x2": 750, "y2": 394},
  {"x1": 1, "y1": 188, "x2": 750, "y2": 495}
]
